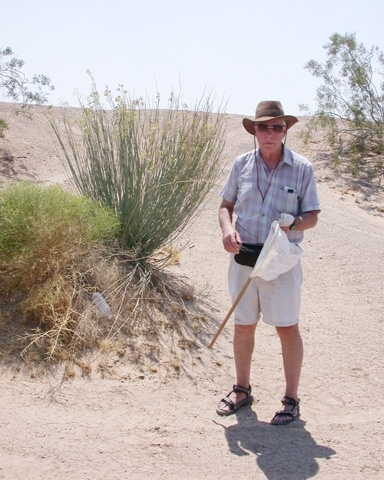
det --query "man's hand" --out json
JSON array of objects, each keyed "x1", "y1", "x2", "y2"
[
  {"x1": 222, "y1": 230, "x2": 242, "y2": 254},
  {"x1": 219, "y1": 199, "x2": 242, "y2": 253}
]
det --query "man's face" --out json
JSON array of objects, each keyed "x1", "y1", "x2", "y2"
[{"x1": 254, "y1": 119, "x2": 287, "y2": 153}]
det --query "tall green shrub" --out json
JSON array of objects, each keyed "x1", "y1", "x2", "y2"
[{"x1": 49, "y1": 84, "x2": 226, "y2": 259}]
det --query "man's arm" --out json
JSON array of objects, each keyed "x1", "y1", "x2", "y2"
[{"x1": 219, "y1": 199, "x2": 242, "y2": 253}]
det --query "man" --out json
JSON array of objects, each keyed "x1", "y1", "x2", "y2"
[{"x1": 216, "y1": 101, "x2": 321, "y2": 425}]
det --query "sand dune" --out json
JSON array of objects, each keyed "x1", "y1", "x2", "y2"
[{"x1": 1, "y1": 102, "x2": 383, "y2": 479}]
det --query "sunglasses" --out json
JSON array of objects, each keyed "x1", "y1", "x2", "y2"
[{"x1": 256, "y1": 124, "x2": 286, "y2": 133}]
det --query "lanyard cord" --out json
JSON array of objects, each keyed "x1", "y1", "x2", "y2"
[
  {"x1": 255, "y1": 150, "x2": 279, "y2": 203},
  {"x1": 253, "y1": 129, "x2": 287, "y2": 203},
  {"x1": 254, "y1": 143, "x2": 284, "y2": 203}
]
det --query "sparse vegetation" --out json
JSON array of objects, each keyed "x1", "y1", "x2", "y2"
[
  {"x1": 1, "y1": 80, "x2": 226, "y2": 372},
  {"x1": 300, "y1": 32, "x2": 384, "y2": 183},
  {"x1": 0, "y1": 118, "x2": 8, "y2": 138}
]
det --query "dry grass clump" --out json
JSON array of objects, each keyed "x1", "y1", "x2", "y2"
[{"x1": 1, "y1": 248, "x2": 212, "y2": 372}]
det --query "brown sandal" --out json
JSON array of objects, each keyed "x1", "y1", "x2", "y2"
[
  {"x1": 216, "y1": 384, "x2": 254, "y2": 416},
  {"x1": 271, "y1": 396, "x2": 300, "y2": 425}
]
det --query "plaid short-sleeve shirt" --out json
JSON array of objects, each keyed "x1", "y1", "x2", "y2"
[{"x1": 220, "y1": 147, "x2": 321, "y2": 244}]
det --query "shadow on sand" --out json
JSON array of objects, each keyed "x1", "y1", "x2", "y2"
[{"x1": 214, "y1": 406, "x2": 335, "y2": 480}]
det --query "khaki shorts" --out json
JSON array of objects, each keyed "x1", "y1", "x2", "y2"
[{"x1": 228, "y1": 254, "x2": 303, "y2": 327}]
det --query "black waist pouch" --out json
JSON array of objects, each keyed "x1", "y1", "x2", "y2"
[{"x1": 234, "y1": 243, "x2": 264, "y2": 268}]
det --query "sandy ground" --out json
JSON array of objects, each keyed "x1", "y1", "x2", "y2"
[{"x1": 0, "y1": 102, "x2": 383, "y2": 479}]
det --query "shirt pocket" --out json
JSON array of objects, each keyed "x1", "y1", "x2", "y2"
[{"x1": 276, "y1": 187, "x2": 299, "y2": 214}]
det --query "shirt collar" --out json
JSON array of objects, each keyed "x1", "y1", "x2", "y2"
[
  {"x1": 256, "y1": 146, "x2": 293, "y2": 167},
  {"x1": 282, "y1": 146, "x2": 293, "y2": 166}
]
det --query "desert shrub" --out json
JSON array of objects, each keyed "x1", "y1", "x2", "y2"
[
  {"x1": 0, "y1": 182, "x2": 120, "y2": 359},
  {"x1": 0, "y1": 182, "x2": 212, "y2": 364},
  {"x1": 300, "y1": 32, "x2": 384, "y2": 183},
  {"x1": 49, "y1": 82, "x2": 226, "y2": 260}
]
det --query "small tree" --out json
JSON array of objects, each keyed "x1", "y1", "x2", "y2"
[
  {"x1": 0, "y1": 47, "x2": 54, "y2": 105},
  {"x1": 300, "y1": 32, "x2": 384, "y2": 182},
  {"x1": 0, "y1": 47, "x2": 55, "y2": 138}
]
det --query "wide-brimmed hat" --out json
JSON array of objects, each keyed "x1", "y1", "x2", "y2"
[{"x1": 242, "y1": 101, "x2": 298, "y2": 135}]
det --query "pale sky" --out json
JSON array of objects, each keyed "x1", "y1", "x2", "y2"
[{"x1": 1, "y1": 0, "x2": 383, "y2": 116}]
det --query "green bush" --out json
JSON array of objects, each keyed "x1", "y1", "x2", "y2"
[
  {"x1": 0, "y1": 182, "x2": 119, "y2": 360},
  {"x1": 49, "y1": 82, "x2": 226, "y2": 260},
  {"x1": 0, "y1": 182, "x2": 118, "y2": 293}
]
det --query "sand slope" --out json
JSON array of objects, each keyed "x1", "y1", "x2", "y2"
[{"x1": 0, "y1": 103, "x2": 383, "y2": 479}]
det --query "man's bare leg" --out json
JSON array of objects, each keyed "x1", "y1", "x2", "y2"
[
  {"x1": 217, "y1": 323, "x2": 256, "y2": 413},
  {"x1": 273, "y1": 324, "x2": 303, "y2": 423}
]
